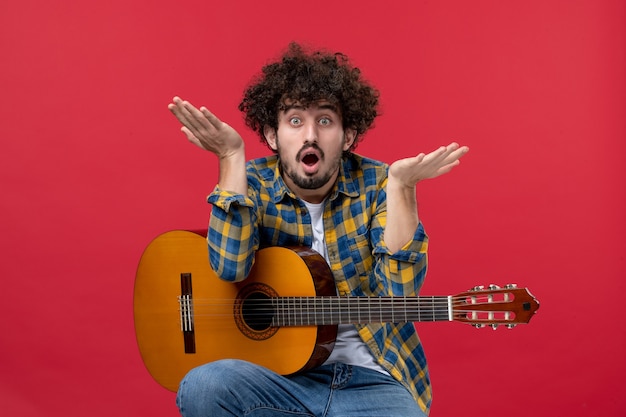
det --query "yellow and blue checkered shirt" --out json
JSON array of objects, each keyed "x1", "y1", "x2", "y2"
[{"x1": 207, "y1": 153, "x2": 432, "y2": 413}]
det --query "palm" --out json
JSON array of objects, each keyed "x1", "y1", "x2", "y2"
[
  {"x1": 389, "y1": 143, "x2": 469, "y2": 186},
  {"x1": 168, "y1": 97, "x2": 244, "y2": 159}
]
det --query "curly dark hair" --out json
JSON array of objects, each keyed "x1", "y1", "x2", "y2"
[{"x1": 238, "y1": 42, "x2": 379, "y2": 151}]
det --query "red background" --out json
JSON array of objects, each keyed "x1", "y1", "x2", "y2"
[{"x1": 1, "y1": 0, "x2": 624, "y2": 416}]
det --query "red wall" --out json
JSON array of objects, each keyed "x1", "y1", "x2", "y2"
[{"x1": 1, "y1": 1, "x2": 624, "y2": 416}]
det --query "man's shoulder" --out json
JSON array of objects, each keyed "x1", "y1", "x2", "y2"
[
  {"x1": 247, "y1": 154, "x2": 278, "y2": 167},
  {"x1": 344, "y1": 153, "x2": 388, "y2": 177},
  {"x1": 246, "y1": 155, "x2": 279, "y2": 178}
]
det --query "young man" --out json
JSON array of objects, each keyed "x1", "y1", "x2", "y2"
[{"x1": 168, "y1": 43, "x2": 468, "y2": 417}]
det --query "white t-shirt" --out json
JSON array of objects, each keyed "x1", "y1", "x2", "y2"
[{"x1": 302, "y1": 200, "x2": 388, "y2": 374}]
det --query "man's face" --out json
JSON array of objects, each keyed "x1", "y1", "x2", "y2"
[{"x1": 264, "y1": 100, "x2": 356, "y2": 203}]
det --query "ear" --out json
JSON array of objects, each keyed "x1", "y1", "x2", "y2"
[
  {"x1": 264, "y1": 126, "x2": 278, "y2": 151},
  {"x1": 343, "y1": 128, "x2": 357, "y2": 151}
]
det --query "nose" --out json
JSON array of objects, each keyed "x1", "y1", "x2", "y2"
[{"x1": 303, "y1": 122, "x2": 318, "y2": 143}]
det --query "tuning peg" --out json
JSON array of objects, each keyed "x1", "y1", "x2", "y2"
[
  {"x1": 488, "y1": 284, "x2": 500, "y2": 290},
  {"x1": 471, "y1": 285, "x2": 484, "y2": 291},
  {"x1": 506, "y1": 324, "x2": 517, "y2": 329},
  {"x1": 473, "y1": 323, "x2": 485, "y2": 329},
  {"x1": 491, "y1": 324, "x2": 499, "y2": 330},
  {"x1": 505, "y1": 283, "x2": 518, "y2": 289}
]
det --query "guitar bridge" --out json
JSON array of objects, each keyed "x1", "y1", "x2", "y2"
[{"x1": 179, "y1": 272, "x2": 196, "y2": 353}]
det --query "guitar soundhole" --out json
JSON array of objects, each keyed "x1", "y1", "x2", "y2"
[
  {"x1": 234, "y1": 283, "x2": 279, "y2": 340},
  {"x1": 242, "y1": 292, "x2": 274, "y2": 331}
]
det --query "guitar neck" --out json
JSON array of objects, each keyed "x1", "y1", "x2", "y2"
[{"x1": 269, "y1": 296, "x2": 451, "y2": 326}]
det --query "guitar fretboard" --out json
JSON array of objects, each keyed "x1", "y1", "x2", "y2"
[{"x1": 265, "y1": 296, "x2": 451, "y2": 326}]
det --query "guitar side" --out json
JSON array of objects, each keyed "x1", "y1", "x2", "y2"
[{"x1": 133, "y1": 231, "x2": 336, "y2": 392}]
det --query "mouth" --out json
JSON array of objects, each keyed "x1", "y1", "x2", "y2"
[
  {"x1": 298, "y1": 147, "x2": 322, "y2": 174},
  {"x1": 302, "y1": 152, "x2": 319, "y2": 166}
]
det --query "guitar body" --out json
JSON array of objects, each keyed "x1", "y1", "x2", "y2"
[{"x1": 134, "y1": 230, "x2": 337, "y2": 392}]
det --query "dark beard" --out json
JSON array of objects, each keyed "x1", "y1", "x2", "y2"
[
  {"x1": 278, "y1": 142, "x2": 342, "y2": 190},
  {"x1": 284, "y1": 166, "x2": 338, "y2": 190}
]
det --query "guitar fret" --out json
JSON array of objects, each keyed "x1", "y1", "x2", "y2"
[
  {"x1": 376, "y1": 297, "x2": 383, "y2": 323},
  {"x1": 318, "y1": 298, "x2": 324, "y2": 325},
  {"x1": 326, "y1": 297, "x2": 331, "y2": 325},
  {"x1": 327, "y1": 297, "x2": 331, "y2": 325},
  {"x1": 295, "y1": 297, "x2": 299, "y2": 326},
  {"x1": 293, "y1": 296, "x2": 298, "y2": 326},
  {"x1": 380, "y1": 298, "x2": 384, "y2": 322},
  {"x1": 404, "y1": 296, "x2": 408, "y2": 321},
  {"x1": 283, "y1": 297, "x2": 287, "y2": 326},
  {"x1": 431, "y1": 297, "x2": 437, "y2": 321},
  {"x1": 317, "y1": 298, "x2": 322, "y2": 325},
  {"x1": 416, "y1": 298, "x2": 421, "y2": 322},
  {"x1": 337, "y1": 297, "x2": 341, "y2": 324}
]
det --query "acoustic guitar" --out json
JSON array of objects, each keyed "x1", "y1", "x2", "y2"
[{"x1": 134, "y1": 230, "x2": 539, "y2": 391}]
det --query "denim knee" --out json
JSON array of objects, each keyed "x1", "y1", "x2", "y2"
[{"x1": 176, "y1": 359, "x2": 244, "y2": 415}]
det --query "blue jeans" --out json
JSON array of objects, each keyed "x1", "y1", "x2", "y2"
[{"x1": 176, "y1": 359, "x2": 427, "y2": 417}]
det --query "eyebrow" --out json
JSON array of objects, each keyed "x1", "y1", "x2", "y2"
[{"x1": 280, "y1": 102, "x2": 339, "y2": 114}]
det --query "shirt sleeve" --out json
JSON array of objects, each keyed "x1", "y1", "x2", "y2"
[
  {"x1": 368, "y1": 175, "x2": 429, "y2": 297},
  {"x1": 206, "y1": 186, "x2": 259, "y2": 282},
  {"x1": 372, "y1": 222, "x2": 429, "y2": 296}
]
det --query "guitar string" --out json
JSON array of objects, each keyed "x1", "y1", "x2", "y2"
[
  {"x1": 178, "y1": 298, "x2": 507, "y2": 312},
  {"x1": 182, "y1": 293, "x2": 501, "y2": 301},
  {"x1": 178, "y1": 296, "x2": 513, "y2": 322},
  {"x1": 178, "y1": 296, "x2": 500, "y2": 308}
]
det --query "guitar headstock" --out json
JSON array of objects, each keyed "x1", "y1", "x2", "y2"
[{"x1": 452, "y1": 284, "x2": 539, "y2": 329}]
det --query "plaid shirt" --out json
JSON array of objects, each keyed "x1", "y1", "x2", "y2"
[{"x1": 207, "y1": 153, "x2": 432, "y2": 413}]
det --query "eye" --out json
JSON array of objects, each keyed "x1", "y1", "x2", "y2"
[
  {"x1": 318, "y1": 117, "x2": 332, "y2": 126},
  {"x1": 289, "y1": 117, "x2": 301, "y2": 126}
]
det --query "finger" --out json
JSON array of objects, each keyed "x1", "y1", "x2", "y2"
[
  {"x1": 437, "y1": 143, "x2": 460, "y2": 160},
  {"x1": 168, "y1": 98, "x2": 198, "y2": 129},
  {"x1": 180, "y1": 126, "x2": 209, "y2": 150},
  {"x1": 168, "y1": 96, "x2": 188, "y2": 115},
  {"x1": 169, "y1": 96, "x2": 183, "y2": 106},
  {"x1": 168, "y1": 97, "x2": 187, "y2": 118},
  {"x1": 180, "y1": 126, "x2": 197, "y2": 143},
  {"x1": 399, "y1": 153, "x2": 426, "y2": 170},
  {"x1": 199, "y1": 106, "x2": 223, "y2": 129},
  {"x1": 181, "y1": 100, "x2": 203, "y2": 117},
  {"x1": 427, "y1": 143, "x2": 467, "y2": 165},
  {"x1": 176, "y1": 100, "x2": 217, "y2": 138},
  {"x1": 171, "y1": 98, "x2": 220, "y2": 133},
  {"x1": 441, "y1": 145, "x2": 469, "y2": 165},
  {"x1": 420, "y1": 146, "x2": 449, "y2": 166},
  {"x1": 437, "y1": 146, "x2": 469, "y2": 175},
  {"x1": 438, "y1": 160, "x2": 461, "y2": 175}
]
